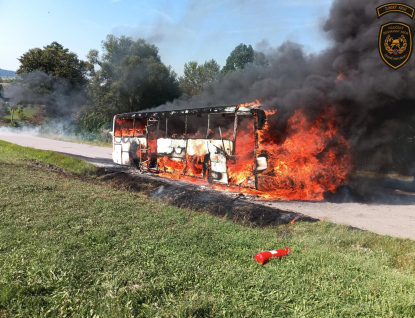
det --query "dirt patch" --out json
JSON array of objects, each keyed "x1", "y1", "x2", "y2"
[{"x1": 25, "y1": 159, "x2": 70, "y2": 175}]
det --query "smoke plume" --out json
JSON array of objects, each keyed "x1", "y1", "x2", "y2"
[
  {"x1": 154, "y1": 0, "x2": 415, "y2": 174},
  {"x1": 1, "y1": 70, "x2": 87, "y2": 118}
]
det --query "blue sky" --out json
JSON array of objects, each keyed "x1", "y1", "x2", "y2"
[{"x1": 0, "y1": 0, "x2": 334, "y2": 76}]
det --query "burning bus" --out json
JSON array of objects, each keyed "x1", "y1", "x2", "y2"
[{"x1": 112, "y1": 103, "x2": 353, "y2": 201}]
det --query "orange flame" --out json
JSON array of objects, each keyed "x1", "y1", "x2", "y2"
[
  {"x1": 114, "y1": 118, "x2": 122, "y2": 137},
  {"x1": 335, "y1": 73, "x2": 345, "y2": 83},
  {"x1": 227, "y1": 115, "x2": 255, "y2": 186},
  {"x1": 237, "y1": 100, "x2": 261, "y2": 108},
  {"x1": 289, "y1": 216, "x2": 300, "y2": 224},
  {"x1": 255, "y1": 106, "x2": 353, "y2": 200},
  {"x1": 157, "y1": 157, "x2": 185, "y2": 174},
  {"x1": 186, "y1": 154, "x2": 204, "y2": 177}
]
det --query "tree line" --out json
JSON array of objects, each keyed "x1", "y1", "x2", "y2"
[{"x1": 1, "y1": 35, "x2": 266, "y2": 133}]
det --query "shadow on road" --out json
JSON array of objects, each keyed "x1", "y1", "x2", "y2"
[
  {"x1": 325, "y1": 175, "x2": 415, "y2": 205},
  {"x1": 57, "y1": 152, "x2": 114, "y2": 167}
]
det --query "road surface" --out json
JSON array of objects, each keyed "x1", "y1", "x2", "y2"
[
  {"x1": 0, "y1": 130, "x2": 113, "y2": 167},
  {"x1": 1, "y1": 131, "x2": 414, "y2": 240}
]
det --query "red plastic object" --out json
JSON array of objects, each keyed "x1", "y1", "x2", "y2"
[{"x1": 255, "y1": 247, "x2": 292, "y2": 265}]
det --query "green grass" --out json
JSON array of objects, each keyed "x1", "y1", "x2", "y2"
[
  {"x1": 21, "y1": 105, "x2": 39, "y2": 118},
  {"x1": 0, "y1": 142, "x2": 415, "y2": 317}
]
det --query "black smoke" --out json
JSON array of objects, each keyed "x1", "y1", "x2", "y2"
[{"x1": 153, "y1": 0, "x2": 415, "y2": 175}]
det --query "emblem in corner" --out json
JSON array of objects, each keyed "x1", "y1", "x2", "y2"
[{"x1": 379, "y1": 22, "x2": 412, "y2": 69}]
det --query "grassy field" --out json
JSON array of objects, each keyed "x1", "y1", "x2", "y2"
[{"x1": 1, "y1": 140, "x2": 415, "y2": 317}]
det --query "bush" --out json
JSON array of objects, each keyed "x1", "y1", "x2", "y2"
[
  {"x1": 9, "y1": 121, "x2": 19, "y2": 128},
  {"x1": 26, "y1": 105, "x2": 46, "y2": 125},
  {"x1": 76, "y1": 111, "x2": 110, "y2": 133},
  {"x1": 0, "y1": 101, "x2": 6, "y2": 119}
]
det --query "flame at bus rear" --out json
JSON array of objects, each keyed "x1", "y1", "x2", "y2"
[{"x1": 255, "y1": 107, "x2": 353, "y2": 200}]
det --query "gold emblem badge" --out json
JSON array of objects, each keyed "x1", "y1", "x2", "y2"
[{"x1": 379, "y1": 22, "x2": 412, "y2": 69}]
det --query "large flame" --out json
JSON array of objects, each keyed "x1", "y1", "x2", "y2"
[{"x1": 255, "y1": 107, "x2": 353, "y2": 200}]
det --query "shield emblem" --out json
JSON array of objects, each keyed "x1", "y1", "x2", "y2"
[{"x1": 379, "y1": 22, "x2": 412, "y2": 69}]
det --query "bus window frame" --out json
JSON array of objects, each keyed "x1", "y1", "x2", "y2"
[{"x1": 133, "y1": 117, "x2": 147, "y2": 137}]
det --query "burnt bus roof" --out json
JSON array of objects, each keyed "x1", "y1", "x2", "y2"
[{"x1": 115, "y1": 104, "x2": 262, "y2": 119}]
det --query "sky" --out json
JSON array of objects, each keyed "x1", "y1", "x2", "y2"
[{"x1": 0, "y1": 0, "x2": 335, "y2": 76}]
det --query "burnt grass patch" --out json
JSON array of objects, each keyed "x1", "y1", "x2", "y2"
[
  {"x1": 24, "y1": 159, "x2": 317, "y2": 227},
  {"x1": 25, "y1": 159, "x2": 70, "y2": 175},
  {"x1": 94, "y1": 167, "x2": 317, "y2": 227},
  {"x1": 25, "y1": 160, "x2": 319, "y2": 227}
]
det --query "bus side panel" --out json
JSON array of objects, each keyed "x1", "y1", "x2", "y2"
[
  {"x1": 113, "y1": 143, "x2": 122, "y2": 165},
  {"x1": 120, "y1": 137, "x2": 131, "y2": 165},
  {"x1": 157, "y1": 138, "x2": 187, "y2": 159},
  {"x1": 112, "y1": 116, "x2": 123, "y2": 165},
  {"x1": 208, "y1": 143, "x2": 228, "y2": 184},
  {"x1": 157, "y1": 138, "x2": 187, "y2": 174}
]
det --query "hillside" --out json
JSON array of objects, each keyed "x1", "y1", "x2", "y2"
[{"x1": 0, "y1": 68, "x2": 16, "y2": 77}]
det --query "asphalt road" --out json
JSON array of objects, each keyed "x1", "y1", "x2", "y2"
[
  {"x1": 0, "y1": 130, "x2": 113, "y2": 167},
  {"x1": 1, "y1": 130, "x2": 414, "y2": 240}
]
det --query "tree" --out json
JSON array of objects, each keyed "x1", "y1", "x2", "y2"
[
  {"x1": 9, "y1": 104, "x2": 18, "y2": 124},
  {"x1": 87, "y1": 35, "x2": 181, "y2": 118},
  {"x1": 222, "y1": 43, "x2": 268, "y2": 75},
  {"x1": 253, "y1": 51, "x2": 269, "y2": 68},
  {"x1": 179, "y1": 59, "x2": 221, "y2": 96},
  {"x1": 17, "y1": 42, "x2": 91, "y2": 88},
  {"x1": 13, "y1": 42, "x2": 92, "y2": 117}
]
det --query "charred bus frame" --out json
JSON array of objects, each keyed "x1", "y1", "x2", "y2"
[{"x1": 112, "y1": 104, "x2": 268, "y2": 187}]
